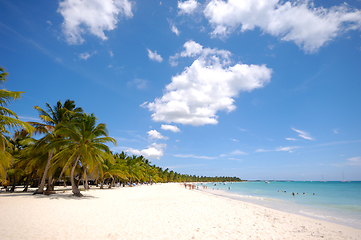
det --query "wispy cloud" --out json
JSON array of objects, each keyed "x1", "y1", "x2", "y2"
[
  {"x1": 230, "y1": 150, "x2": 248, "y2": 155},
  {"x1": 127, "y1": 79, "x2": 148, "y2": 90},
  {"x1": 228, "y1": 157, "x2": 243, "y2": 162},
  {"x1": 78, "y1": 51, "x2": 97, "y2": 60},
  {"x1": 275, "y1": 146, "x2": 300, "y2": 152},
  {"x1": 18, "y1": 116, "x2": 40, "y2": 122},
  {"x1": 255, "y1": 148, "x2": 271, "y2": 153},
  {"x1": 147, "y1": 49, "x2": 163, "y2": 62},
  {"x1": 256, "y1": 146, "x2": 300, "y2": 153},
  {"x1": 173, "y1": 154, "x2": 216, "y2": 160},
  {"x1": 171, "y1": 24, "x2": 180, "y2": 35},
  {"x1": 313, "y1": 140, "x2": 361, "y2": 148},
  {"x1": 346, "y1": 156, "x2": 361, "y2": 166},
  {"x1": 286, "y1": 138, "x2": 297, "y2": 141},
  {"x1": 292, "y1": 128, "x2": 315, "y2": 140}
]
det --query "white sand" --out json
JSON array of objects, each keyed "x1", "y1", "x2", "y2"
[{"x1": 0, "y1": 183, "x2": 360, "y2": 240}]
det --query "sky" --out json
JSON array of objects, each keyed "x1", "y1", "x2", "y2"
[{"x1": 1, "y1": 0, "x2": 361, "y2": 181}]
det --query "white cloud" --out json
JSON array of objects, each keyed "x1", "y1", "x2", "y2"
[
  {"x1": 275, "y1": 146, "x2": 299, "y2": 152},
  {"x1": 174, "y1": 154, "x2": 216, "y2": 159},
  {"x1": 333, "y1": 129, "x2": 339, "y2": 134},
  {"x1": 256, "y1": 146, "x2": 299, "y2": 152},
  {"x1": 292, "y1": 128, "x2": 315, "y2": 140},
  {"x1": 171, "y1": 24, "x2": 181, "y2": 35},
  {"x1": 230, "y1": 138, "x2": 239, "y2": 142},
  {"x1": 147, "y1": 49, "x2": 163, "y2": 62},
  {"x1": 78, "y1": 51, "x2": 97, "y2": 60},
  {"x1": 147, "y1": 130, "x2": 169, "y2": 140},
  {"x1": 203, "y1": 0, "x2": 361, "y2": 52},
  {"x1": 346, "y1": 156, "x2": 361, "y2": 166},
  {"x1": 230, "y1": 150, "x2": 247, "y2": 155},
  {"x1": 286, "y1": 138, "x2": 297, "y2": 141},
  {"x1": 146, "y1": 40, "x2": 272, "y2": 126},
  {"x1": 109, "y1": 51, "x2": 114, "y2": 57},
  {"x1": 178, "y1": 0, "x2": 200, "y2": 15},
  {"x1": 161, "y1": 124, "x2": 181, "y2": 132},
  {"x1": 126, "y1": 143, "x2": 166, "y2": 160},
  {"x1": 58, "y1": 0, "x2": 133, "y2": 44},
  {"x1": 255, "y1": 148, "x2": 270, "y2": 153}
]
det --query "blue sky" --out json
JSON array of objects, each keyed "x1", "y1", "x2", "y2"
[{"x1": 1, "y1": 0, "x2": 361, "y2": 181}]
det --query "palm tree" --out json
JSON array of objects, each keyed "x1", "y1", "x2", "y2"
[
  {"x1": 0, "y1": 67, "x2": 33, "y2": 182},
  {"x1": 32, "y1": 100, "x2": 83, "y2": 194},
  {"x1": 126, "y1": 155, "x2": 145, "y2": 184},
  {"x1": 51, "y1": 113, "x2": 116, "y2": 197}
]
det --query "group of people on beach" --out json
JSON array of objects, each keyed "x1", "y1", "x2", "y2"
[{"x1": 184, "y1": 183, "x2": 198, "y2": 190}]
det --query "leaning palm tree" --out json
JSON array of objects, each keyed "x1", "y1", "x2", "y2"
[
  {"x1": 0, "y1": 67, "x2": 33, "y2": 182},
  {"x1": 51, "y1": 113, "x2": 116, "y2": 197},
  {"x1": 32, "y1": 100, "x2": 83, "y2": 194}
]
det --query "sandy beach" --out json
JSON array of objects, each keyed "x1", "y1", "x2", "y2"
[{"x1": 0, "y1": 183, "x2": 360, "y2": 240}]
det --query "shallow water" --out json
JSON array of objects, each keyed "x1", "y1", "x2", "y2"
[{"x1": 199, "y1": 181, "x2": 361, "y2": 229}]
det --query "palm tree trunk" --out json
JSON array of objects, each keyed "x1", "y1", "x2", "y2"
[
  {"x1": 23, "y1": 176, "x2": 30, "y2": 192},
  {"x1": 100, "y1": 180, "x2": 104, "y2": 189},
  {"x1": 10, "y1": 175, "x2": 16, "y2": 192},
  {"x1": 46, "y1": 174, "x2": 53, "y2": 191},
  {"x1": 108, "y1": 178, "x2": 114, "y2": 189},
  {"x1": 70, "y1": 155, "x2": 82, "y2": 197},
  {"x1": 84, "y1": 169, "x2": 89, "y2": 190},
  {"x1": 33, "y1": 149, "x2": 54, "y2": 195}
]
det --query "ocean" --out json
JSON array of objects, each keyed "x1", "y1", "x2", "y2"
[{"x1": 198, "y1": 181, "x2": 361, "y2": 229}]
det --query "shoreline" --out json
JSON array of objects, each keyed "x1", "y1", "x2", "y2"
[
  {"x1": 199, "y1": 186, "x2": 361, "y2": 230},
  {"x1": 1, "y1": 183, "x2": 361, "y2": 239}
]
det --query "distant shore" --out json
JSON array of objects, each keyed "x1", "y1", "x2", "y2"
[{"x1": 0, "y1": 183, "x2": 360, "y2": 239}]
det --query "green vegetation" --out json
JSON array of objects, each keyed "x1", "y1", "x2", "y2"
[{"x1": 0, "y1": 67, "x2": 242, "y2": 197}]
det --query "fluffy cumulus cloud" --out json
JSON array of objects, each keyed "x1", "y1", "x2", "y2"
[
  {"x1": 58, "y1": 0, "x2": 133, "y2": 44},
  {"x1": 178, "y1": 0, "x2": 200, "y2": 15},
  {"x1": 161, "y1": 124, "x2": 181, "y2": 132},
  {"x1": 147, "y1": 130, "x2": 169, "y2": 140},
  {"x1": 203, "y1": 0, "x2": 361, "y2": 52},
  {"x1": 147, "y1": 49, "x2": 163, "y2": 62},
  {"x1": 292, "y1": 128, "x2": 314, "y2": 140},
  {"x1": 145, "y1": 40, "x2": 272, "y2": 126},
  {"x1": 126, "y1": 143, "x2": 166, "y2": 159}
]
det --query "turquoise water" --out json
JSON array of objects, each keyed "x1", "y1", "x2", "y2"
[{"x1": 199, "y1": 181, "x2": 361, "y2": 229}]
